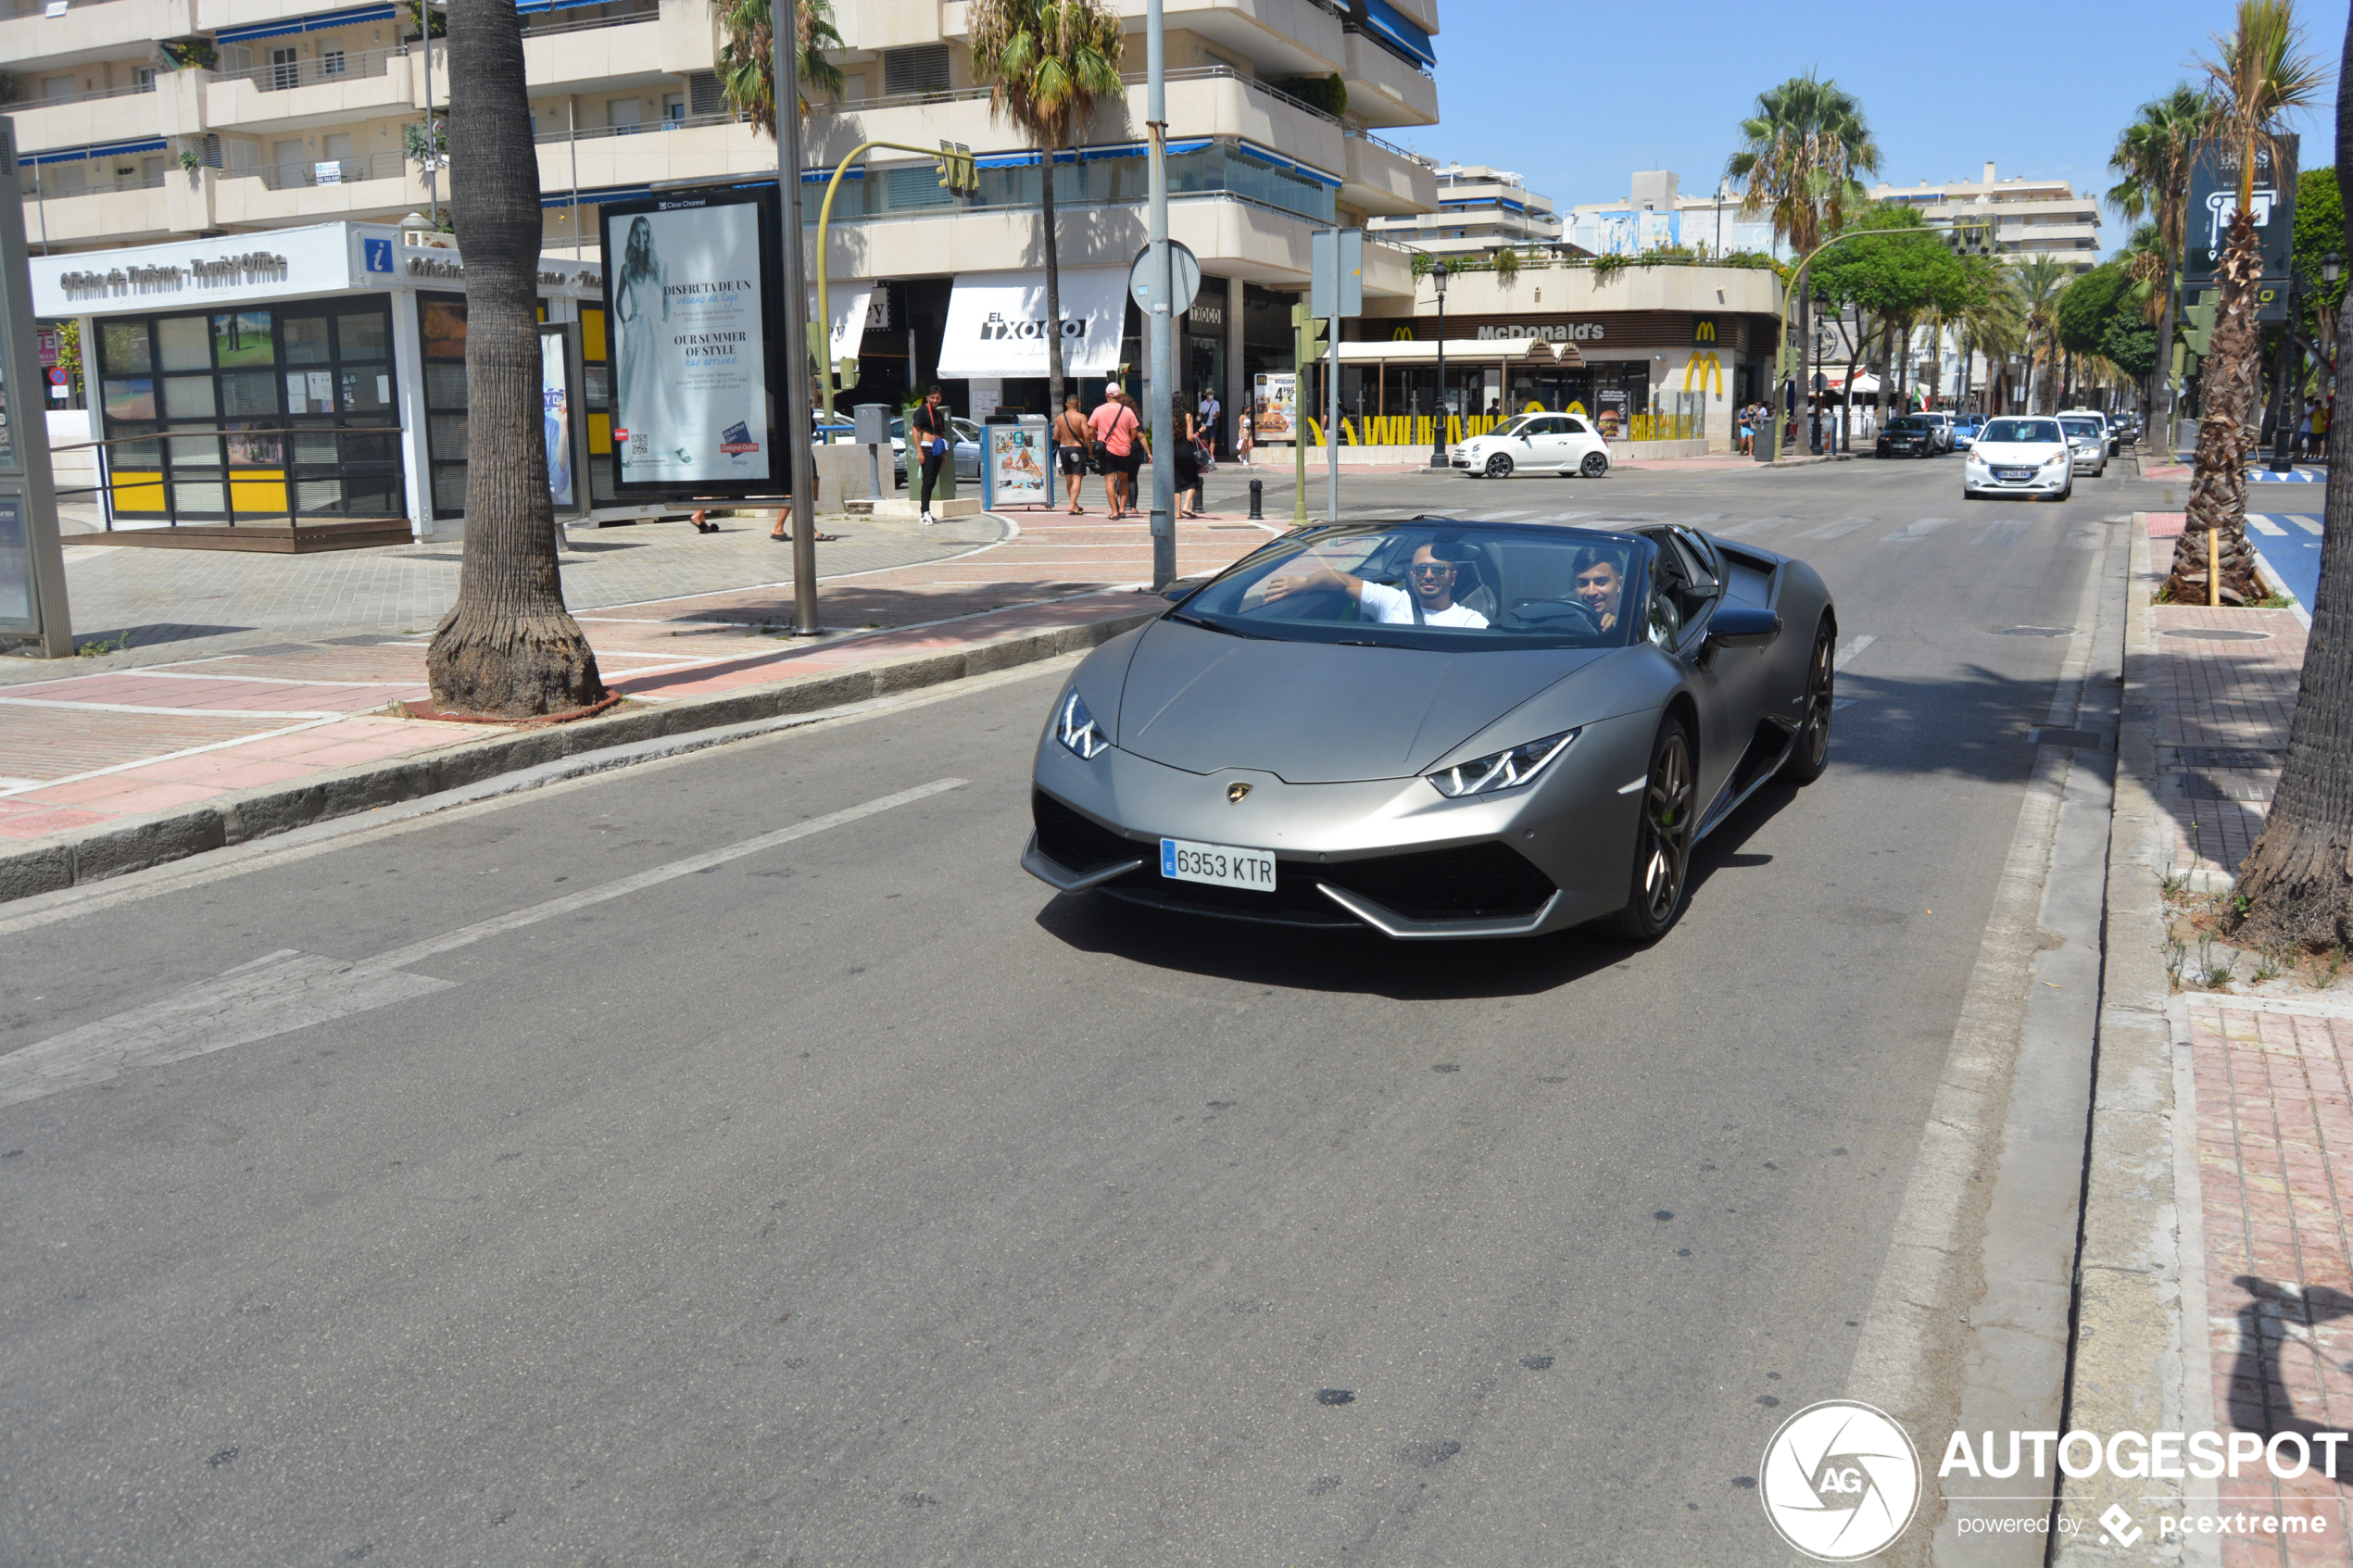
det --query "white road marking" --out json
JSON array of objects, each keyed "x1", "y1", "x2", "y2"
[
  {"x1": 0, "y1": 778, "x2": 967, "y2": 1108},
  {"x1": 1794, "y1": 516, "x2": 1877, "y2": 540},
  {"x1": 2247, "y1": 515, "x2": 2289, "y2": 536},
  {"x1": 1881, "y1": 517, "x2": 1953, "y2": 542},
  {"x1": 0, "y1": 696, "x2": 347, "y2": 720},
  {"x1": 1710, "y1": 516, "x2": 1797, "y2": 537},
  {"x1": 2294, "y1": 516, "x2": 2324, "y2": 534},
  {"x1": 1832, "y1": 633, "x2": 1877, "y2": 671}
]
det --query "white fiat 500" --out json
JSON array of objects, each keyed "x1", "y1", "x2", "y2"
[
  {"x1": 1453, "y1": 412, "x2": 1613, "y2": 480},
  {"x1": 1963, "y1": 416, "x2": 2073, "y2": 502}
]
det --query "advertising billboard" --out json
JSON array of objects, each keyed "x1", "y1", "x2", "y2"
[
  {"x1": 2184, "y1": 135, "x2": 2297, "y2": 284},
  {"x1": 598, "y1": 187, "x2": 780, "y2": 498},
  {"x1": 539, "y1": 325, "x2": 577, "y2": 514}
]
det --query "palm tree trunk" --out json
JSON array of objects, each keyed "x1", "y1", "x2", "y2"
[
  {"x1": 426, "y1": 0, "x2": 604, "y2": 717},
  {"x1": 2233, "y1": 13, "x2": 2353, "y2": 944},
  {"x1": 2169, "y1": 210, "x2": 2266, "y2": 605},
  {"x1": 1041, "y1": 145, "x2": 1064, "y2": 415}
]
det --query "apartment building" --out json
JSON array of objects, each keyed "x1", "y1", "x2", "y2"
[
  {"x1": 1564, "y1": 170, "x2": 1780, "y2": 259},
  {"x1": 1867, "y1": 161, "x2": 2101, "y2": 271},
  {"x1": 6, "y1": 0, "x2": 1442, "y2": 536},
  {"x1": 1365, "y1": 162, "x2": 1561, "y2": 258}
]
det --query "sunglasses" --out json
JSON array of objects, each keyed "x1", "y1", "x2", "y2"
[{"x1": 1408, "y1": 562, "x2": 1455, "y2": 577}]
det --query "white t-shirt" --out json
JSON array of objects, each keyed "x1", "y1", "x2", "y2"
[{"x1": 1359, "y1": 581, "x2": 1488, "y2": 628}]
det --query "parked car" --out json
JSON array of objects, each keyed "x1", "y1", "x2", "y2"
[
  {"x1": 1963, "y1": 416, "x2": 2073, "y2": 501},
  {"x1": 2057, "y1": 414, "x2": 2109, "y2": 477},
  {"x1": 1952, "y1": 415, "x2": 1986, "y2": 450},
  {"x1": 1452, "y1": 412, "x2": 1613, "y2": 480},
  {"x1": 1919, "y1": 411, "x2": 1957, "y2": 452},
  {"x1": 1876, "y1": 415, "x2": 1939, "y2": 458},
  {"x1": 892, "y1": 415, "x2": 983, "y2": 487}
]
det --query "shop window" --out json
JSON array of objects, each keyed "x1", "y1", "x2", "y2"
[
  {"x1": 161, "y1": 375, "x2": 216, "y2": 418},
  {"x1": 156, "y1": 316, "x2": 208, "y2": 371},
  {"x1": 99, "y1": 320, "x2": 151, "y2": 374},
  {"x1": 337, "y1": 312, "x2": 389, "y2": 358},
  {"x1": 282, "y1": 319, "x2": 332, "y2": 366},
  {"x1": 211, "y1": 312, "x2": 273, "y2": 368},
  {"x1": 102, "y1": 379, "x2": 156, "y2": 420}
]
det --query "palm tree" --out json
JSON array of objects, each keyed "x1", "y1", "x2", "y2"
[
  {"x1": 424, "y1": 0, "x2": 603, "y2": 717},
  {"x1": 2170, "y1": 0, "x2": 2326, "y2": 606},
  {"x1": 967, "y1": 0, "x2": 1125, "y2": 420},
  {"x1": 2108, "y1": 85, "x2": 2209, "y2": 440},
  {"x1": 1726, "y1": 73, "x2": 1881, "y2": 452},
  {"x1": 2230, "y1": 1, "x2": 2353, "y2": 947},
  {"x1": 1952, "y1": 254, "x2": 2023, "y2": 414},
  {"x1": 2011, "y1": 257, "x2": 2070, "y2": 415},
  {"x1": 716, "y1": 0, "x2": 845, "y2": 137}
]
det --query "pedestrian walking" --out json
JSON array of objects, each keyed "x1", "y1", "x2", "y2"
[
  {"x1": 1088, "y1": 383, "x2": 1141, "y2": 521},
  {"x1": 1053, "y1": 394, "x2": 1093, "y2": 515},
  {"x1": 1237, "y1": 406, "x2": 1255, "y2": 466},
  {"x1": 1197, "y1": 387, "x2": 1222, "y2": 466},
  {"x1": 912, "y1": 384, "x2": 950, "y2": 525},
  {"x1": 1175, "y1": 407, "x2": 1202, "y2": 519}
]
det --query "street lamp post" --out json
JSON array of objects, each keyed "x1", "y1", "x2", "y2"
[
  {"x1": 1428, "y1": 260, "x2": 1449, "y2": 470},
  {"x1": 1810, "y1": 286, "x2": 1828, "y2": 455}
]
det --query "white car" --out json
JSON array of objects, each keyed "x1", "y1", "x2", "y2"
[
  {"x1": 1453, "y1": 412, "x2": 1612, "y2": 480},
  {"x1": 2057, "y1": 408, "x2": 2117, "y2": 458},
  {"x1": 2057, "y1": 413, "x2": 2108, "y2": 477},
  {"x1": 1963, "y1": 416, "x2": 2073, "y2": 502}
]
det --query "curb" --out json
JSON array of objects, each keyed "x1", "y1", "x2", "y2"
[
  {"x1": 0, "y1": 605, "x2": 1157, "y2": 905},
  {"x1": 2052, "y1": 514, "x2": 2196, "y2": 1556}
]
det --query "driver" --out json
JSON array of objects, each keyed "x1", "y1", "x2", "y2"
[
  {"x1": 1572, "y1": 547, "x2": 1624, "y2": 632},
  {"x1": 1265, "y1": 540, "x2": 1489, "y2": 628}
]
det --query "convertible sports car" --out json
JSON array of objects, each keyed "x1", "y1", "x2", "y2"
[{"x1": 1023, "y1": 520, "x2": 1835, "y2": 940}]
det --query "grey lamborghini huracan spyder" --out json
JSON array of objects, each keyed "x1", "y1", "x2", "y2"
[{"x1": 1022, "y1": 519, "x2": 1835, "y2": 940}]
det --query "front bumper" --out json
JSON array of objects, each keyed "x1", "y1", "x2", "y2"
[
  {"x1": 1967, "y1": 464, "x2": 2068, "y2": 493},
  {"x1": 1024, "y1": 718, "x2": 1653, "y2": 939}
]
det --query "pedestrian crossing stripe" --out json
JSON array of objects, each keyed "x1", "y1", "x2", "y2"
[
  {"x1": 2294, "y1": 517, "x2": 2323, "y2": 534},
  {"x1": 1882, "y1": 518, "x2": 1952, "y2": 542},
  {"x1": 2247, "y1": 516, "x2": 2289, "y2": 535}
]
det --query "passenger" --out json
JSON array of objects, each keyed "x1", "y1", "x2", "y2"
[
  {"x1": 1572, "y1": 547, "x2": 1625, "y2": 631},
  {"x1": 1264, "y1": 540, "x2": 1489, "y2": 627}
]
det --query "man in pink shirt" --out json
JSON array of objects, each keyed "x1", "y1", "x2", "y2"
[{"x1": 1088, "y1": 383, "x2": 1142, "y2": 521}]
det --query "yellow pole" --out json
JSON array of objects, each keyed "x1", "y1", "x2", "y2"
[
  {"x1": 812, "y1": 138, "x2": 951, "y2": 419},
  {"x1": 2208, "y1": 526, "x2": 2221, "y2": 608}
]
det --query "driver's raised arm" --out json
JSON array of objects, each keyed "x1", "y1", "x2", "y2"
[{"x1": 1261, "y1": 556, "x2": 1366, "y2": 603}]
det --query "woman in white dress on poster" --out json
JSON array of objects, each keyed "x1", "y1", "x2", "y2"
[{"x1": 613, "y1": 216, "x2": 690, "y2": 474}]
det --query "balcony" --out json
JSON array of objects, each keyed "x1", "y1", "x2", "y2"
[
  {"x1": 520, "y1": 4, "x2": 662, "y2": 93},
  {"x1": 205, "y1": 44, "x2": 420, "y2": 133},
  {"x1": 1339, "y1": 27, "x2": 1435, "y2": 128},
  {"x1": 211, "y1": 148, "x2": 427, "y2": 223},
  {"x1": 0, "y1": 0, "x2": 195, "y2": 69},
  {"x1": 3, "y1": 76, "x2": 160, "y2": 153},
  {"x1": 19, "y1": 175, "x2": 176, "y2": 244},
  {"x1": 1341, "y1": 128, "x2": 1432, "y2": 216},
  {"x1": 536, "y1": 111, "x2": 773, "y2": 196},
  {"x1": 934, "y1": 0, "x2": 1347, "y2": 74},
  {"x1": 806, "y1": 66, "x2": 1344, "y2": 185}
]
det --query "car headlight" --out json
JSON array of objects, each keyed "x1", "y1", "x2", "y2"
[
  {"x1": 2042, "y1": 453, "x2": 2067, "y2": 470},
  {"x1": 1053, "y1": 689, "x2": 1112, "y2": 759},
  {"x1": 1427, "y1": 728, "x2": 1579, "y2": 798}
]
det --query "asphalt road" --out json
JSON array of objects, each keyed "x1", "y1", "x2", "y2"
[{"x1": 1, "y1": 453, "x2": 2160, "y2": 1565}]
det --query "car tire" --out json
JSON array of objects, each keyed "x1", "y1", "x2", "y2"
[
  {"x1": 1606, "y1": 716, "x2": 1697, "y2": 943},
  {"x1": 1779, "y1": 620, "x2": 1835, "y2": 785},
  {"x1": 1580, "y1": 451, "x2": 1609, "y2": 478},
  {"x1": 1484, "y1": 453, "x2": 1514, "y2": 480}
]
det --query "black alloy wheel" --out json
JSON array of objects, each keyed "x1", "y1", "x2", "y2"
[
  {"x1": 1485, "y1": 453, "x2": 1515, "y2": 479},
  {"x1": 1579, "y1": 451, "x2": 1609, "y2": 478},
  {"x1": 1779, "y1": 620, "x2": 1834, "y2": 784},
  {"x1": 1609, "y1": 718, "x2": 1696, "y2": 940}
]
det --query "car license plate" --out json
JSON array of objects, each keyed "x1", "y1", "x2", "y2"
[
  {"x1": 1161, "y1": 836, "x2": 1277, "y2": 891},
  {"x1": 1996, "y1": 468, "x2": 2032, "y2": 481}
]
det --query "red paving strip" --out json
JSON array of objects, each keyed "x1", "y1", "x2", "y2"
[
  {"x1": 2189, "y1": 1003, "x2": 2353, "y2": 1565},
  {"x1": 0, "y1": 513, "x2": 1271, "y2": 844}
]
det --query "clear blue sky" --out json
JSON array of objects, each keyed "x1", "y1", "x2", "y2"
[{"x1": 1397, "y1": 0, "x2": 2344, "y2": 242}]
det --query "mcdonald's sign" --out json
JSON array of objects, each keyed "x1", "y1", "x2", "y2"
[
  {"x1": 1392, "y1": 325, "x2": 1417, "y2": 341},
  {"x1": 1692, "y1": 316, "x2": 1720, "y2": 345},
  {"x1": 1683, "y1": 350, "x2": 1723, "y2": 397}
]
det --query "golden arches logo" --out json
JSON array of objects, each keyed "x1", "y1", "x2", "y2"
[
  {"x1": 1683, "y1": 351, "x2": 1724, "y2": 398},
  {"x1": 1392, "y1": 325, "x2": 1417, "y2": 341},
  {"x1": 1693, "y1": 319, "x2": 1717, "y2": 343}
]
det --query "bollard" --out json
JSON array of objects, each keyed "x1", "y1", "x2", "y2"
[{"x1": 1249, "y1": 478, "x2": 1264, "y2": 521}]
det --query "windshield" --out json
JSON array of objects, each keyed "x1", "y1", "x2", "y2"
[
  {"x1": 1983, "y1": 418, "x2": 2062, "y2": 445},
  {"x1": 1172, "y1": 523, "x2": 1646, "y2": 652},
  {"x1": 1495, "y1": 414, "x2": 1538, "y2": 439},
  {"x1": 2059, "y1": 418, "x2": 2101, "y2": 440},
  {"x1": 1891, "y1": 418, "x2": 1928, "y2": 433}
]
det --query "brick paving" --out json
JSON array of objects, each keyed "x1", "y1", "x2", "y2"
[
  {"x1": 0, "y1": 506, "x2": 1277, "y2": 844},
  {"x1": 2187, "y1": 1003, "x2": 2353, "y2": 1565}
]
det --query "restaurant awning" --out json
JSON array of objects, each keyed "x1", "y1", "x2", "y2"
[
  {"x1": 933, "y1": 267, "x2": 1126, "y2": 379},
  {"x1": 808, "y1": 283, "x2": 871, "y2": 365},
  {"x1": 1335, "y1": 337, "x2": 1583, "y2": 369}
]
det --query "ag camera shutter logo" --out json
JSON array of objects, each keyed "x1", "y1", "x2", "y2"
[{"x1": 1760, "y1": 1400, "x2": 1921, "y2": 1562}]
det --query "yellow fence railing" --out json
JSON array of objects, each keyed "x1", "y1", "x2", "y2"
[{"x1": 1299, "y1": 410, "x2": 1704, "y2": 446}]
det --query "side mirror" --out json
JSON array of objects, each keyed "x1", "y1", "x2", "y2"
[{"x1": 1705, "y1": 603, "x2": 1780, "y2": 651}]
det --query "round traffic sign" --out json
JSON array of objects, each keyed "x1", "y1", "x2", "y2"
[
  {"x1": 1128, "y1": 240, "x2": 1202, "y2": 316},
  {"x1": 47, "y1": 367, "x2": 67, "y2": 385}
]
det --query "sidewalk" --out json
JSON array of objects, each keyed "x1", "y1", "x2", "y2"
[
  {"x1": 0, "y1": 508, "x2": 1278, "y2": 897},
  {"x1": 2058, "y1": 512, "x2": 2353, "y2": 1562}
]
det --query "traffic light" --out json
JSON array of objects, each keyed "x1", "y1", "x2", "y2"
[
  {"x1": 1292, "y1": 300, "x2": 1327, "y2": 362},
  {"x1": 2180, "y1": 295, "x2": 2217, "y2": 358},
  {"x1": 935, "y1": 140, "x2": 976, "y2": 196}
]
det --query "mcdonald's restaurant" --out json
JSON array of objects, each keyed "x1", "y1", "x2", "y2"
[{"x1": 1350, "y1": 263, "x2": 1784, "y2": 453}]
